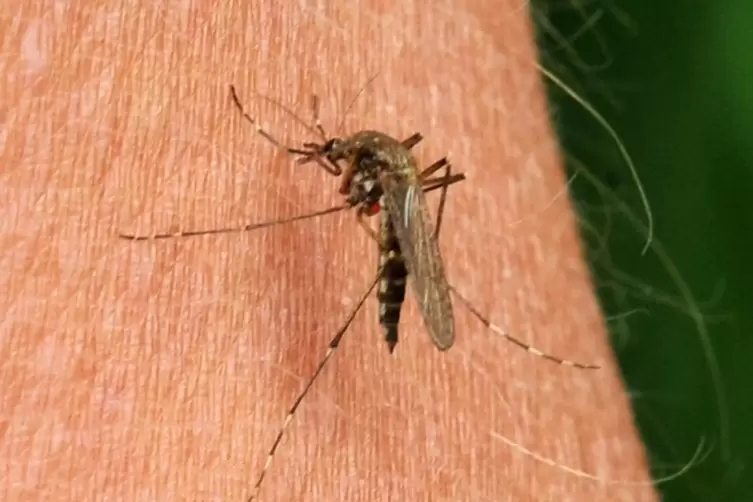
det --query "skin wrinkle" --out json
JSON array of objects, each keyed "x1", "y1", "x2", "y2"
[{"x1": 0, "y1": 1, "x2": 658, "y2": 501}]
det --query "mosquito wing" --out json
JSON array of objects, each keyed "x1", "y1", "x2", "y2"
[{"x1": 378, "y1": 169, "x2": 455, "y2": 350}]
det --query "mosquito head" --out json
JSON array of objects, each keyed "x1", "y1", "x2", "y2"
[
  {"x1": 319, "y1": 137, "x2": 352, "y2": 162},
  {"x1": 293, "y1": 136, "x2": 349, "y2": 176}
]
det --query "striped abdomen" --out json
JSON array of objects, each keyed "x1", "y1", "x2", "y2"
[{"x1": 377, "y1": 200, "x2": 407, "y2": 353}]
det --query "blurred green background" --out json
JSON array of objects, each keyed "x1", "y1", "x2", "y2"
[{"x1": 532, "y1": 1, "x2": 751, "y2": 501}]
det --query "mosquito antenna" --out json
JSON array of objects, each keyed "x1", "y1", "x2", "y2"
[
  {"x1": 255, "y1": 92, "x2": 326, "y2": 141},
  {"x1": 251, "y1": 72, "x2": 380, "y2": 141},
  {"x1": 230, "y1": 85, "x2": 341, "y2": 176},
  {"x1": 119, "y1": 204, "x2": 351, "y2": 241},
  {"x1": 229, "y1": 85, "x2": 312, "y2": 156},
  {"x1": 449, "y1": 285, "x2": 600, "y2": 369},
  {"x1": 310, "y1": 94, "x2": 327, "y2": 140},
  {"x1": 246, "y1": 271, "x2": 382, "y2": 501},
  {"x1": 335, "y1": 71, "x2": 381, "y2": 135}
]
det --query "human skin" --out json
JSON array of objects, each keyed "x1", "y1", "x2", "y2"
[{"x1": 0, "y1": 1, "x2": 658, "y2": 501}]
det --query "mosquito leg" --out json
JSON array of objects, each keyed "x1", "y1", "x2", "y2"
[
  {"x1": 449, "y1": 286, "x2": 600, "y2": 369},
  {"x1": 311, "y1": 94, "x2": 327, "y2": 140},
  {"x1": 419, "y1": 158, "x2": 598, "y2": 368},
  {"x1": 401, "y1": 132, "x2": 423, "y2": 150},
  {"x1": 417, "y1": 156, "x2": 467, "y2": 227},
  {"x1": 435, "y1": 167, "x2": 452, "y2": 240},
  {"x1": 356, "y1": 205, "x2": 380, "y2": 244},
  {"x1": 246, "y1": 271, "x2": 382, "y2": 501},
  {"x1": 118, "y1": 204, "x2": 351, "y2": 241},
  {"x1": 418, "y1": 156, "x2": 451, "y2": 181},
  {"x1": 421, "y1": 173, "x2": 466, "y2": 193},
  {"x1": 421, "y1": 158, "x2": 454, "y2": 240}
]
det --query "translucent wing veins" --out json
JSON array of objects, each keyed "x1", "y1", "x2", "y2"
[{"x1": 379, "y1": 168, "x2": 455, "y2": 350}]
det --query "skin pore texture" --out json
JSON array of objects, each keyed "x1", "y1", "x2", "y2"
[{"x1": 0, "y1": 1, "x2": 658, "y2": 501}]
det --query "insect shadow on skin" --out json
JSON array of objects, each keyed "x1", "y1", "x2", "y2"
[{"x1": 118, "y1": 82, "x2": 600, "y2": 501}]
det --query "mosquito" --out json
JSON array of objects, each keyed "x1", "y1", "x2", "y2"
[{"x1": 119, "y1": 84, "x2": 600, "y2": 501}]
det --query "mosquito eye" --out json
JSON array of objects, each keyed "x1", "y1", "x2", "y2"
[{"x1": 323, "y1": 139, "x2": 337, "y2": 152}]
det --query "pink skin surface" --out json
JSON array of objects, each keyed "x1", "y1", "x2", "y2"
[{"x1": 0, "y1": 2, "x2": 656, "y2": 501}]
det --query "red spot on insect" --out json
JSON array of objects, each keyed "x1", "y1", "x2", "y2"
[{"x1": 367, "y1": 201, "x2": 380, "y2": 215}]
